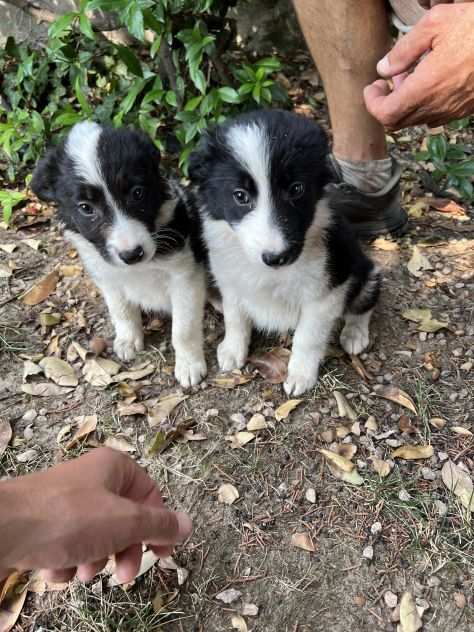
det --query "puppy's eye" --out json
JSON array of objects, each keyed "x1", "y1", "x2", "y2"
[
  {"x1": 131, "y1": 186, "x2": 145, "y2": 201},
  {"x1": 233, "y1": 189, "x2": 250, "y2": 206},
  {"x1": 288, "y1": 182, "x2": 305, "y2": 199},
  {"x1": 78, "y1": 202, "x2": 95, "y2": 217}
]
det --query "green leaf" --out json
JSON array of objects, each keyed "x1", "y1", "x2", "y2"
[
  {"x1": 256, "y1": 56, "x2": 281, "y2": 71},
  {"x1": 74, "y1": 74, "x2": 92, "y2": 115},
  {"x1": 413, "y1": 151, "x2": 430, "y2": 162},
  {"x1": 457, "y1": 178, "x2": 473, "y2": 200},
  {"x1": 189, "y1": 67, "x2": 206, "y2": 94},
  {"x1": 115, "y1": 44, "x2": 143, "y2": 77},
  {"x1": 448, "y1": 160, "x2": 474, "y2": 178},
  {"x1": 185, "y1": 95, "x2": 203, "y2": 111},
  {"x1": 48, "y1": 12, "x2": 76, "y2": 40},
  {"x1": 427, "y1": 134, "x2": 448, "y2": 162},
  {"x1": 79, "y1": 13, "x2": 95, "y2": 40},
  {"x1": 0, "y1": 189, "x2": 27, "y2": 225},
  {"x1": 52, "y1": 110, "x2": 84, "y2": 129},
  {"x1": 252, "y1": 83, "x2": 262, "y2": 103},
  {"x1": 217, "y1": 87, "x2": 240, "y2": 104},
  {"x1": 120, "y1": 77, "x2": 148, "y2": 115},
  {"x1": 165, "y1": 90, "x2": 178, "y2": 107},
  {"x1": 122, "y1": 2, "x2": 145, "y2": 41}
]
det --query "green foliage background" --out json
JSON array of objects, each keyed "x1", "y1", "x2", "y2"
[{"x1": 0, "y1": 0, "x2": 287, "y2": 221}]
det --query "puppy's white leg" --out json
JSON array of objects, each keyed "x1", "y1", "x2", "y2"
[
  {"x1": 340, "y1": 310, "x2": 372, "y2": 355},
  {"x1": 217, "y1": 293, "x2": 252, "y2": 371},
  {"x1": 102, "y1": 287, "x2": 144, "y2": 361},
  {"x1": 284, "y1": 299, "x2": 338, "y2": 397},
  {"x1": 170, "y1": 270, "x2": 207, "y2": 387}
]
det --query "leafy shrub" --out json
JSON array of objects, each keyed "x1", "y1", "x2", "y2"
[
  {"x1": 0, "y1": 0, "x2": 286, "y2": 220},
  {"x1": 415, "y1": 120, "x2": 474, "y2": 202}
]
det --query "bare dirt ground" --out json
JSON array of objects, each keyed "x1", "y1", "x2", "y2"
[{"x1": 1, "y1": 60, "x2": 474, "y2": 632}]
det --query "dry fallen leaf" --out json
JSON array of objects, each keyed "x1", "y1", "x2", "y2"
[
  {"x1": 248, "y1": 347, "x2": 290, "y2": 384},
  {"x1": 371, "y1": 458, "x2": 393, "y2": 478},
  {"x1": 147, "y1": 419, "x2": 195, "y2": 456},
  {"x1": 0, "y1": 573, "x2": 28, "y2": 632},
  {"x1": 59, "y1": 264, "x2": 82, "y2": 277},
  {"x1": 117, "y1": 402, "x2": 147, "y2": 416},
  {"x1": 407, "y1": 246, "x2": 433, "y2": 277},
  {"x1": 210, "y1": 372, "x2": 253, "y2": 388},
  {"x1": 451, "y1": 426, "x2": 473, "y2": 437},
  {"x1": 291, "y1": 532, "x2": 316, "y2": 552},
  {"x1": 104, "y1": 436, "x2": 136, "y2": 452},
  {"x1": 427, "y1": 197, "x2": 469, "y2": 219},
  {"x1": 215, "y1": 588, "x2": 242, "y2": 604},
  {"x1": 228, "y1": 431, "x2": 255, "y2": 448},
  {"x1": 67, "y1": 341, "x2": 88, "y2": 362},
  {"x1": 0, "y1": 264, "x2": 12, "y2": 278},
  {"x1": 247, "y1": 413, "x2": 268, "y2": 431},
  {"x1": 430, "y1": 417, "x2": 446, "y2": 430},
  {"x1": 0, "y1": 243, "x2": 17, "y2": 254},
  {"x1": 372, "y1": 237, "x2": 399, "y2": 251},
  {"x1": 110, "y1": 363, "x2": 154, "y2": 383},
  {"x1": 27, "y1": 571, "x2": 68, "y2": 595},
  {"x1": 39, "y1": 357, "x2": 78, "y2": 387},
  {"x1": 181, "y1": 429, "x2": 207, "y2": 442},
  {"x1": 83, "y1": 358, "x2": 121, "y2": 388},
  {"x1": 365, "y1": 416, "x2": 378, "y2": 433},
  {"x1": 399, "y1": 415, "x2": 417, "y2": 434},
  {"x1": 147, "y1": 394, "x2": 188, "y2": 428},
  {"x1": 374, "y1": 386, "x2": 417, "y2": 414},
  {"x1": 231, "y1": 615, "x2": 248, "y2": 632},
  {"x1": 21, "y1": 238, "x2": 41, "y2": 251},
  {"x1": 333, "y1": 391, "x2": 357, "y2": 420},
  {"x1": 318, "y1": 448, "x2": 354, "y2": 472},
  {"x1": 23, "y1": 359, "x2": 43, "y2": 382},
  {"x1": 392, "y1": 445, "x2": 434, "y2": 460},
  {"x1": 242, "y1": 603, "x2": 259, "y2": 617},
  {"x1": 399, "y1": 591, "x2": 422, "y2": 632},
  {"x1": 22, "y1": 270, "x2": 59, "y2": 306},
  {"x1": 401, "y1": 308, "x2": 448, "y2": 333},
  {"x1": 350, "y1": 354, "x2": 373, "y2": 382},
  {"x1": 336, "y1": 444, "x2": 357, "y2": 460},
  {"x1": 65, "y1": 415, "x2": 98, "y2": 450},
  {"x1": 441, "y1": 460, "x2": 474, "y2": 512},
  {"x1": 217, "y1": 483, "x2": 239, "y2": 505},
  {"x1": 275, "y1": 399, "x2": 303, "y2": 421},
  {"x1": 0, "y1": 420, "x2": 12, "y2": 457},
  {"x1": 453, "y1": 591, "x2": 467, "y2": 609},
  {"x1": 22, "y1": 382, "x2": 73, "y2": 397}
]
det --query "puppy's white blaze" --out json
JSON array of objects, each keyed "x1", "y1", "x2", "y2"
[
  {"x1": 226, "y1": 122, "x2": 286, "y2": 259},
  {"x1": 65, "y1": 121, "x2": 103, "y2": 186},
  {"x1": 107, "y1": 214, "x2": 155, "y2": 262}
]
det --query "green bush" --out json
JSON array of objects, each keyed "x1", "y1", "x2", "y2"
[
  {"x1": 414, "y1": 119, "x2": 474, "y2": 202},
  {"x1": 0, "y1": 0, "x2": 287, "y2": 220}
]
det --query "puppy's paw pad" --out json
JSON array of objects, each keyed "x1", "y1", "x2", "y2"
[
  {"x1": 284, "y1": 372, "x2": 317, "y2": 397},
  {"x1": 175, "y1": 356, "x2": 207, "y2": 388},
  {"x1": 217, "y1": 341, "x2": 247, "y2": 372},
  {"x1": 113, "y1": 335, "x2": 144, "y2": 362},
  {"x1": 340, "y1": 324, "x2": 369, "y2": 356}
]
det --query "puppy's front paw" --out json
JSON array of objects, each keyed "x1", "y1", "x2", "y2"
[
  {"x1": 175, "y1": 353, "x2": 207, "y2": 387},
  {"x1": 113, "y1": 332, "x2": 144, "y2": 362},
  {"x1": 284, "y1": 371, "x2": 318, "y2": 397},
  {"x1": 217, "y1": 338, "x2": 247, "y2": 372},
  {"x1": 340, "y1": 323, "x2": 370, "y2": 356}
]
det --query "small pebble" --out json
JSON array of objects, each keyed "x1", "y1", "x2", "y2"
[
  {"x1": 438, "y1": 451, "x2": 449, "y2": 462},
  {"x1": 421, "y1": 467, "x2": 436, "y2": 481},
  {"x1": 399, "y1": 489, "x2": 411, "y2": 502},
  {"x1": 427, "y1": 576, "x2": 440, "y2": 588},
  {"x1": 22, "y1": 409, "x2": 37, "y2": 423},
  {"x1": 419, "y1": 332, "x2": 427, "y2": 342},
  {"x1": 362, "y1": 545, "x2": 374, "y2": 560},
  {"x1": 16, "y1": 448, "x2": 38, "y2": 463},
  {"x1": 434, "y1": 500, "x2": 447, "y2": 516},
  {"x1": 23, "y1": 426, "x2": 34, "y2": 441},
  {"x1": 461, "y1": 361, "x2": 472, "y2": 371},
  {"x1": 305, "y1": 488, "x2": 316, "y2": 504},
  {"x1": 384, "y1": 591, "x2": 398, "y2": 608},
  {"x1": 454, "y1": 592, "x2": 467, "y2": 609},
  {"x1": 371, "y1": 521, "x2": 382, "y2": 535},
  {"x1": 39, "y1": 408, "x2": 47, "y2": 416}
]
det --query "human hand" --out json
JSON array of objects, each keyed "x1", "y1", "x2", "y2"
[
  {"x1": 364, "y1": 3, "x2": 474, "y2": 129},
  {"x1": 0, "y1": 448, "x2": 192, "y2": 584}
]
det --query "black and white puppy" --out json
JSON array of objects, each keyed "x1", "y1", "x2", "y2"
[
  {"x1": 189, "y1": 109, "x2": 380, "y2": 396},
  {"x1": 32, "y1": 121, "x2": 207, "y2": 387}
]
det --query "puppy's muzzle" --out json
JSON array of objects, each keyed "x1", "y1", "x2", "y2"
[
  {"x1": 261, "y1": 247, "x2": 298, "y2": 268},
  {"x1": 118, "y1": 246, "x2": 145, "y2": 265}
]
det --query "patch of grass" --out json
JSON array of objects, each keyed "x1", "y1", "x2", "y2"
[
  {"x1": 0, "y1": 322, "x2": 31, "y2": 356},
  {"x1": 362, "y1": 469, "x2": 474, "y2": 569},
  {"x1": 410, "y1": 371, "x2": 443, "y2": 440}
]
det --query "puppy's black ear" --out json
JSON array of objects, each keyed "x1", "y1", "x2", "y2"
[
  {"x1": 31, "y1": 144, "x2": 64, "y2": 203},
  {"x1": 188, "y1": 131, "x2": 217, "y2": 183}
]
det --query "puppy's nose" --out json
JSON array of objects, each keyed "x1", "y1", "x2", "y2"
[
  {"x1": 262, "y1": 249, "x2": 294, "y2": 267},
  {"x1": 118, "y1": 246, "x2": 144, "y2": 265}
]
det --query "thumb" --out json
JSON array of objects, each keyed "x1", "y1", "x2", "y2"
[
  {"x1": 377, "y1": 15, "x2": 435, "y2": 77},
  {"x1": 364, "y1": 79, "x2": 413, "y2": 129},
  {"x1": 134, "y1": 506, "x2": 193, "y2": 545}
]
